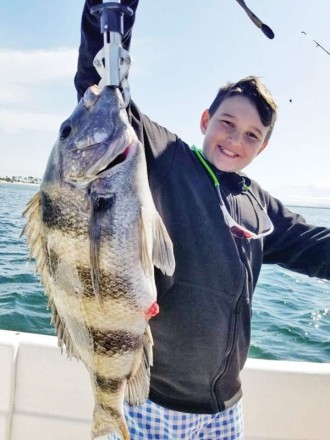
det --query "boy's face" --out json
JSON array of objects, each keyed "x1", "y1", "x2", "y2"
[{"x1": 200, "y1": 95, "x2": 269, "y2": 172}]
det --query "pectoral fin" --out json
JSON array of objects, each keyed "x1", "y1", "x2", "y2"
[
  {"x1": 140, "y1": 208, "x2": 175, "y2": 277},
  {"x1": 140, "y1": 207, "x2": 153, "y2": 277},
  {"x1": 152, "y1": 214, "x2": 175, "y2": 276},
  {"x1": 89, "y1": 192, "x2": 115, "y2": 303}
]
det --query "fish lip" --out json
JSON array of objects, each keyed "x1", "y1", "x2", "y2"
[
  {"x1": 94, "y1": 141, "x2": 136, "y2": 177},
  {"x1": 65, "y1": 140, "x2": 136, "y2": 187},
  {"x1": 86, "y1": 133, "x2": 134, "y2": 176}
]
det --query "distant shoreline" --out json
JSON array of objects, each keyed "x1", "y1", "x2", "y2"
[
  {"x1": 1, "y1": 180, "x2": 329, "y2": 209},
  {"x1": 0, "y1": 180, "x2": 40, "y2": 186},
  {"x1": 289, "y1": 204, "x2": 330, "y2": 210}
]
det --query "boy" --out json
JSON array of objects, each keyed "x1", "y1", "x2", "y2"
[{"x1": 75, "y1": 1, "x2": 330, "y2": 438}]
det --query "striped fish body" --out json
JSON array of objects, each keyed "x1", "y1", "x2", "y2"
[{"x1": 22, "y1": 86, "x2": 175, "y2": 440}]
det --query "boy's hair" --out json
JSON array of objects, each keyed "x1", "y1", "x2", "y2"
[{"x1": 208, "y1": 76, "x2": 278, "y2": 142}]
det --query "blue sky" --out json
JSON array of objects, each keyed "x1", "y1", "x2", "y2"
[{"x1": 1, "y1": 0, "x2": 330, "y2": 206}]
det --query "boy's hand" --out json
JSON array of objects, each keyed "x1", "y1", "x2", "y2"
[{"x1": 75, "y1": 1, "x2": 139, "y2": 101}]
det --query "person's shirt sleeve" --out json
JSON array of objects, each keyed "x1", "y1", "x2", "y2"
[
  {"x1": 74, "y1": 0, "x2": 139, "y2": 101},
  {"x1": 263, "y1": 194, "x2": 330, "y2": 279},
  {"x1": 127, "y1": 100, "x2": 179, "y2": 179}
]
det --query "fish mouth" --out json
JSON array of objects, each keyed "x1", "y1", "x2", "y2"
[
  {"x1": 95, "y1": 144, "x2": 132, "y2": 177},
  {"x1": 66, "y1": 139, "x2": 136, "y2": 187},
  {"x1": 87, "y1": 134, "x2": 136, "y2": 178}
]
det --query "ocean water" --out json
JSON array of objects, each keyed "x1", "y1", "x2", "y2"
[{"x1": 0, "y1": 182, "x2": 329, "y2": 362}]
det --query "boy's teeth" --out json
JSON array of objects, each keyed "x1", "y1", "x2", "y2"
[{"x1": 222, "y1": 147, "x2": 237, "y2": 157}]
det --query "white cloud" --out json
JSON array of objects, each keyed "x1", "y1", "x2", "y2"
[
  {"x1": 0, "y1": 108, "x2": 63, "y2": 133},
  {"x1": 0, "y1": 48, "x2": 77, "y2": 133},
  {"x1": 0, "y1": 48, "x2": 77, "y2": 85},
  {"x1": 269, "y1": 184, "x2": 330, "y2": 208}
]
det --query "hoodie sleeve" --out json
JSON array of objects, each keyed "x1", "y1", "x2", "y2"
[
  {"x1": 73, "y1": 1, "x2": 181, "y2": 181},
  {"x1": 74, "y1": 0, "x2": 139, "y2": 100},
  {"x1": 263, "y1": 194, "x2": 330, "y2": 280}
]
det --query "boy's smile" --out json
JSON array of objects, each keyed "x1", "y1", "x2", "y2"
[{"x1": 200, "y1": 96, "x2": 269, "y2": 172}]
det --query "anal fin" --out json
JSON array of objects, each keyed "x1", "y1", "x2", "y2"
[{"x1": 125, "y1": 325, "x2": 153, "y2": 406}]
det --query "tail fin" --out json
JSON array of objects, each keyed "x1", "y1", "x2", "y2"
[{"x1": 91, "y1": 403, "x2": 129, "y2": 440}]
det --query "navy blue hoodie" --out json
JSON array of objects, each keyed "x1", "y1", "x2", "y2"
[{"x1": 74, "y1": 0, "x2": 330, "y2": 413}]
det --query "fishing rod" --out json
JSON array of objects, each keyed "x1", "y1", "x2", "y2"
[
  {"x1": 301, "y1": 31, "x2": 330, "y2": 56},
  {"x1": 235, "y1": 0, "x2": 274, "y2": 39}
]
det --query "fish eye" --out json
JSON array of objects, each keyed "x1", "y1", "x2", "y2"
[{"x1": 60, "y1": 124, "x2": 72, "y2": 140}]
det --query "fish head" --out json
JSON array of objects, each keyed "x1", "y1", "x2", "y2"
[{"x1": 42, "y1": 85, "x2": 137, "y2": 188}]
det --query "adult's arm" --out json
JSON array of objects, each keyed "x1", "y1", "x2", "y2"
[{"x1": 74, "y1": 0, "x2": 139, "y2": 100}]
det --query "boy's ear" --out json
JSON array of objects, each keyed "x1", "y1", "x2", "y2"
[
  {"x1": 257, "y1": 141, "x2": 268, "y2": 155},
  {"x1": 200, "y1": 110, "x2": 210, "y2": 134}
]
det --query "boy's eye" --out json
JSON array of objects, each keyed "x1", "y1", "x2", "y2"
[
  {"x1": 222, "y1": 120, "x2": 233, "y2": 127},
  {"x1": 246, "y1": 132, "x2": 258, "y2": 140}
]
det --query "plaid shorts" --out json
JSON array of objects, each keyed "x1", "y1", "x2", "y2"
[{"x1": 108, "y1": 399, "x2": 243, "y2": 439}]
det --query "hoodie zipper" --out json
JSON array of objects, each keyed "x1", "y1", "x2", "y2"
[
  {"x1": 212, "y1": 256, "x2": 247, "y2": 412},
  {"x1": 212, "y1": 193, "x2": 249, "y2": 411}
]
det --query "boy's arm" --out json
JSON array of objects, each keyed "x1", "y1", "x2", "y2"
[
  {"x1": 74, "y1": 0, "x2": 139, "y2": 100},
  {"x1": 74, "y1": 0, "x2": 182, "y2": 179},
  {"x1": 263, "y1": 195, "x2": 330, "y2": 279}
]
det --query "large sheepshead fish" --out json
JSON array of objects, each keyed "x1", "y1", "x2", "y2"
[{"x1": 21, "y1": 85, "x2": 175, "y2": 440}]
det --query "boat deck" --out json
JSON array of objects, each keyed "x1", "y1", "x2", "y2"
[{"x1": 1, "y1": 330, "x2": 329, "y2": 440}]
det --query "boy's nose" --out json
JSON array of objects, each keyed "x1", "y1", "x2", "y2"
[{"x1": 227, "y1": 130, "x2": 243, "y2": 147}]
